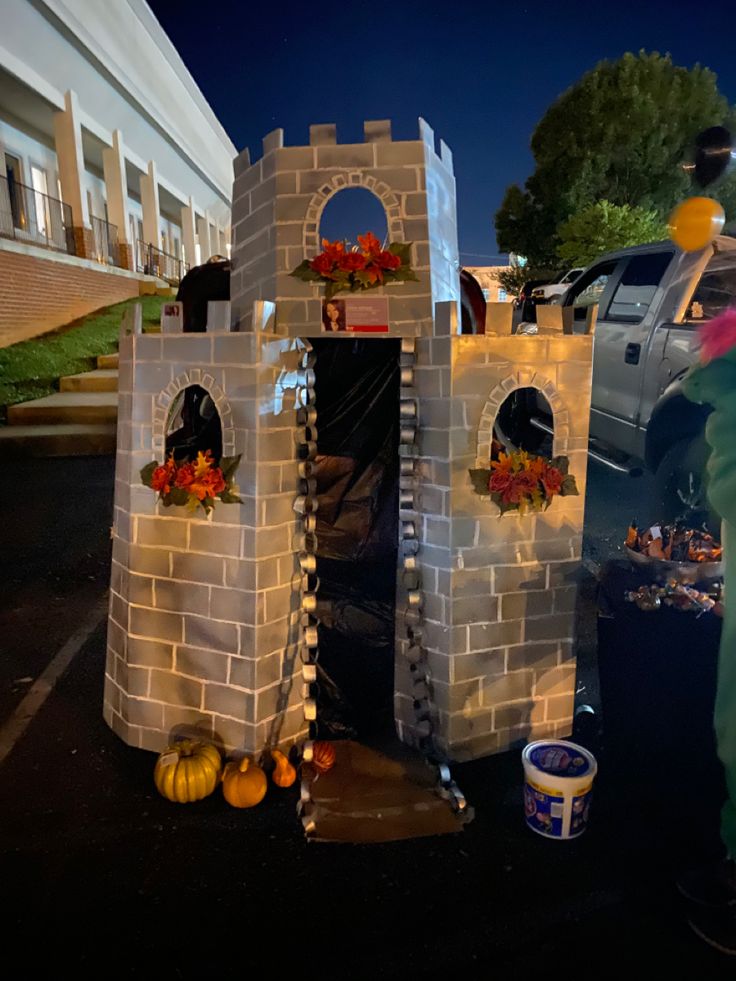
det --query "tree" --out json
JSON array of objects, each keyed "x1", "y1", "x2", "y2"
[
  {"x1": 556, "y1": 201, "x2": 668, "y2": 266},
  {"x1": 495, "y1": 51, "x2": 736, "y2": 264},
  {"x1": 495, "y1": 187, "x2": 560, "y2": 268},
  {"x1": 496, "y1": 263, "x2": 557, "y2": 298}
]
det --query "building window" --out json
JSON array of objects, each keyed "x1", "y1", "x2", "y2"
[
  {"x1": 4, "y1": 152, "x2": 25, "y2": 229},
  {"x1": 482, "y1": 288, "x2": 490, "y2": 301},
  {"x1": 498, "y1": 289, "x2": 507, "y2": 302},
  {"x1": 30, "y1": 165, "x2": 49, "y2": 236}
]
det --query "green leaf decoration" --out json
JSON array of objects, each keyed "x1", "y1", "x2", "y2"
[
  {"x1": 550, "y1": 455, "x2": 570, "y2": 475},
  {"x1": 324, "y1": 273, "x2": 350, "y2": 300},
  {"x1": 219, "y1": 455, "x2": 241, "y2": 481},
  {"x1": 468, "y1": 468, "x2": 492, "y2": 495},
  {"x1": 218, "y1": 490, "x2": 243, "y2": 504},
  {"x1": 560, "y1": 474, "x2": 579, "y2": 496},
  {"x1": 201, "y1": 497, "x2": 216, "y2": 512},
  {"x1": 290, "y1": 260, "x2": 321, "y2": 282},
  {"x1": 388, "y1": 242, "x2": 413, "y2": 264},
  {"x1": 140, "y1": 461, "x2": 158, "y2": 487},
  {"x1": 530, "y1": 487, "x2": 544, "y2": 510},
  {"x1": 399, "y1": 267, "x2": 420, "y2": 283},
  {"x1": 491, "y1": 491, "x2": 516, "y2": 515},
  {"x1": 169, "y1": 486, "x2": 189, "y2": 507}
]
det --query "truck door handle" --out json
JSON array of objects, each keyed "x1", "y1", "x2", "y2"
[{"x1": 625, "y1": 342, "x2": 641, "y2": 365}]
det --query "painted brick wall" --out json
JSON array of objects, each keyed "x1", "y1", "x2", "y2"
[
  {"x1": 105, "y1": 311, "x2": 307, "y2": 755},
  {"x1": 412, "y1": 330, "x2": 593, "y2": 761},
  {"x1": 0, "y1": 247, "x2": 142, "y2": 348},
  {"x1": 230, "y1": 118, "x2": 460, "y2": 338}
]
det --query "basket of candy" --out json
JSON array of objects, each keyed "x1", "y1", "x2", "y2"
[{"x1": 624, "y1": 518, "x2": 723, "y2": 582}]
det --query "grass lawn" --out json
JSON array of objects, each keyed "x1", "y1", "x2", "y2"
[{"x1": 0, "y1": 295, "x2": 165, "y2": 420}]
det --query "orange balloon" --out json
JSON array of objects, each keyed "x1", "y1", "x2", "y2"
[{"x1": 668, "y1": 196, "x2": 725, "y2": 252}]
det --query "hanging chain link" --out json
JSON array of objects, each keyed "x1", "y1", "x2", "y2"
[
  {"x1": 295, "y1": 337, "x2": 469, "y2": 832},
  {"x1": 399, "y1": 338, "x2": 468, "y2": 816},
  {"x1": 294, "y1": 340, "x2": 320, "y2": 836}
]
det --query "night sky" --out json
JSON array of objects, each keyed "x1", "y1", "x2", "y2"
[{"x1": 148, "y1": 0, "x2": 736, "y2": 264}]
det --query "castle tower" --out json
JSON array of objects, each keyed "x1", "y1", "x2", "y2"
[{"x1": 230, "y1": 118, "x2": 459, "y2": 336}]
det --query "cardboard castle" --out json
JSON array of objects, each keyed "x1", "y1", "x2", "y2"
[{"x1": 104, "y1": 119, "x2": 592, "y2": 762}]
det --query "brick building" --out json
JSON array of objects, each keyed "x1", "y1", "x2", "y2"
[{"x1": 1, "y1": 0, "x2": 235, "y2": 345}]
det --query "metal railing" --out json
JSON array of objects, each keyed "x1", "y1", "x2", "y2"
[
  {"x1": 90, "y1": 214, "x2": 121, "y2": 268},
  {"x1": 0, "y1": 175, "x2": 75, "y2": 254},
  {"x1": 135, "y1": 239, "x2": 188, "y2": 285}
]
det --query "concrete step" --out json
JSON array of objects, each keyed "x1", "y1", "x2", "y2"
[
  {"x1": 97, "y1": 352, "x2": 119, "y2": 369},
  {"x1": 0, "y1": 423, "x2": 117, "y2": 458},
  {"x1": 60, "y1": 369, "x2": 118, "y2": 393},
  {"x1": 7, "y1": 391, "x2": 118, "y2": 426}
]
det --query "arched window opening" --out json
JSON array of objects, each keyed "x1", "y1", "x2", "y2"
[
  {"x1": 165, "y1": 385, "x2": 223, "y2": 462},
  {"x1": 494, "y1": 388, "x2": 553, "y2": 457},
  {"x1": 319, "y1": 187, "x2": 389, "y2": 247}
]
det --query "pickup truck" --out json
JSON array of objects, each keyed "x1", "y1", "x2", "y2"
[
  {"x1": 498, "y1": 235, "x2": 736, "y2": 523},
  {"x1": 530, "y1": 267, "x2": 585, "y2": 305}
]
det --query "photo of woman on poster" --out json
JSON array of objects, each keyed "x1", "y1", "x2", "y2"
[{"x1": 322, "y1": 299, "x2": 347, "y2": 332}]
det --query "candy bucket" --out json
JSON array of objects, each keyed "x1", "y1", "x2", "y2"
[{"x1": 522, "y1": 740, "x2": 597, "y2": 840}]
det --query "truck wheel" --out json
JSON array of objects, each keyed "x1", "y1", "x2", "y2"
[{"x1": 654, "y1": 434, "x2": 719, "y2": 531}]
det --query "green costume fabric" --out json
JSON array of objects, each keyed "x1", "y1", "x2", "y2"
[{"x1": 684, "y1": 352, "x2": 736, "y2": 857}]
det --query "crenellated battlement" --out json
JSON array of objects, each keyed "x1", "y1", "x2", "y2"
[{"x1": 233, "y1": 117, "x2": 455, "y2": 177}]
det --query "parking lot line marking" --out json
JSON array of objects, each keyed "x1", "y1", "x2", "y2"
[{"x1": 0, "y1": 595, "x2": 108, "y2": 768}]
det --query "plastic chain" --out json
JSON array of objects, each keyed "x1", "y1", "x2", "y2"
[
  {"x1": 293, "y1": 341, "x2": 321, "y2": 835},
  {"x1": 398, "y1": 338, "x2": 468, "y2": 817}
]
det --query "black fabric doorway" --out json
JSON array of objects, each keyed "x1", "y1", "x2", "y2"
[{"x1": 311, "y1": 338, "x2": 400, "y2": 741}]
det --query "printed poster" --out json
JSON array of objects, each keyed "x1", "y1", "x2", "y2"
[{"x1": 322, "y1": 297, "x2": 389, "y2": 333}]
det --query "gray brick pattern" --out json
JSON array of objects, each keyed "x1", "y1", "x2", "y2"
[
  {"x1": 104, "y1": 314, "x2": 304, "y2": 756},
  {"x1": 230, "y1": 118, "x2": 460, "y2": 338},
  {"x1": 414, "y1": 327, "x2": 593, "y2": 760}
]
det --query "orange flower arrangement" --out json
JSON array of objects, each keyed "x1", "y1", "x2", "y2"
[
  {"x1": 290, "y1": 232, "x2": 416, "y2": 300},
  {"x1": 141, "y1": 450, "x2": 241, "y2": 515},
  {"x1": 469, "y1": 449, "x2": 578, "y2": 515}
]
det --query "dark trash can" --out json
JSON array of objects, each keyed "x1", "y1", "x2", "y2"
[{"x1": 597, "y1": 560, "x2": 723, "y2": 784}]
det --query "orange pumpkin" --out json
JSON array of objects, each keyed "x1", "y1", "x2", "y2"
[
  {"x1": 271, "y1": 749, "x2": 297, "y2": 788},
  {"x1": 222, "y1": 757, "x2": 267, "y2": 808},
  {"x1": 312, "y1": 741, "x2": 336, "y2": 774}
]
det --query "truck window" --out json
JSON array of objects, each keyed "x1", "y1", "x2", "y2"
[
  {"x1": 685, "y1": 251, "x2": 736, "y2": 322},
  {"x1": 566, "y1": 260, "x2": 617, "y2": 319},
  {"x1": 605, "y1": 251, "x2": 673, "y2": 323}
]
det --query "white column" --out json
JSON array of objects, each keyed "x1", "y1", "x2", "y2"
[
  {"x1": 102, "y1": 129, "x2": 131, "y2": 264},
  {"x1": 140, "y1": 160, "x2": 160, "y2": 249},
  {"x1": 197, "y1": 211, "x2": 211, "y2": 262},
  {"x1": 181, "y1": 196, "x2": 197, "y2": 268},
  {"x1": 53, "y1": 89, "x2": 89, "y2": 248}
]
